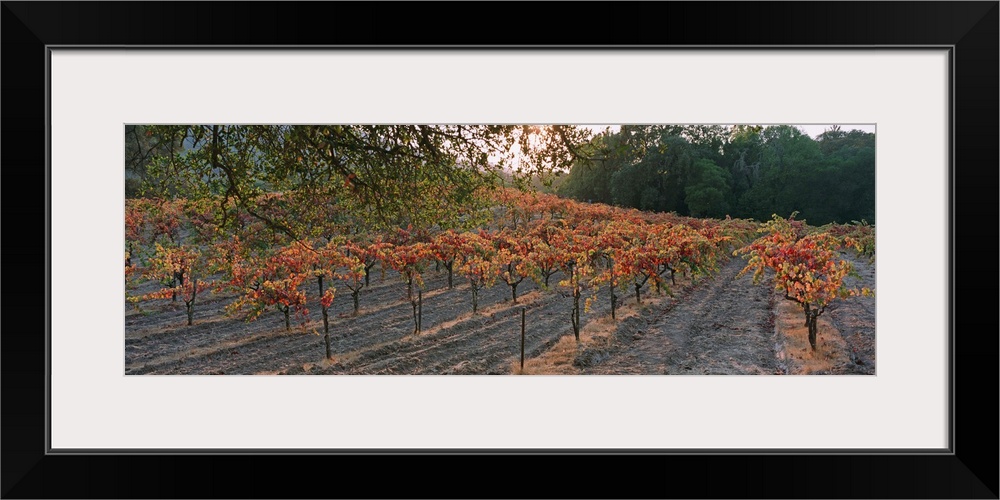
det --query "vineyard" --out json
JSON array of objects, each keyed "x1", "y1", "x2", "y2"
[{"x1": 125, "y1": 188, "x2": 875, "y2": 375}]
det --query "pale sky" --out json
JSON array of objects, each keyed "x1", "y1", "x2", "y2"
[
  {"x1": 795, "y1": 124, "x2": 875, "y2": 138},
  {"x1": 578, "y1": 124, "x2": 875, "y2": 139}
]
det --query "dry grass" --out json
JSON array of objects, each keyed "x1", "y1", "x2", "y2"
[
  {"x1": 774, "y1": 300, "x2": 849, "y2": 374},
  {"x1": 511, "y1": 333, "x2": 584, "y2": 375},
  {"x1": 266, "y1": 290, "x2": 554, "y2": 374},
  {"x1": 417, "y1": 290, "x2": 543, "y2": 337},
  {"x1": 325, "y1": 337, "x2": 398, "y2": 366},
  {"x1": 510, "y1": 291, "x2": 663, "y2": 375}
]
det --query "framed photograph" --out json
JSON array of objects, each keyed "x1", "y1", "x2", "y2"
[{"x1": 4, "y1": 2, "x2": 996, "y2": 498}]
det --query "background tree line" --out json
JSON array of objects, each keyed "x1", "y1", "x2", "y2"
[{"x1": 556, "y1": 125, "x2": 875, "y2": 225}]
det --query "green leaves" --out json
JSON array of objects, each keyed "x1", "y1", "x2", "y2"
[{"x1": 138, "y1": 125, "x2": 596, "y2": 237}]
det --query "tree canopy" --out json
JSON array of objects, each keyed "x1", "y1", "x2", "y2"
[
  {"x1": 135, "y1": 125, "x2": 595, "y2": 237},
  {"x1": 131, "y1": 124, "x2": 875, "y2": 236},
  {"x1": 558, "y1": 125, "x2": 875, "y2": 225}
]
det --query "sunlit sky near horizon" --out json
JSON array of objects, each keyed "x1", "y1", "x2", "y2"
[{"x1": 579, "y1": 124, "x2": 875, "y2": 139}]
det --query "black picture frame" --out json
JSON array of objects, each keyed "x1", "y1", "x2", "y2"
[{"x1": 3, "y1": 2, "x2": 996, "y2": 498}]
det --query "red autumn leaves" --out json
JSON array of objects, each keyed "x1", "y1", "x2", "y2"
[{"x1": 735, "y1": 214, "x2": 874, "y2": 350}]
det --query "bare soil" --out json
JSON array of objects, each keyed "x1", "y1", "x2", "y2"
[
  {"x1": 576, "y1": 258, "x2": 780, "y2": 375},
  {"x1": 772, "y1": 254, "x2": 876, "y2": 375},
  {"x1": 125, "y1": 256, "x2": 876, "y2": 375}
]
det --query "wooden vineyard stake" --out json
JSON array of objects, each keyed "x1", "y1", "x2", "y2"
[{"x1": 520, "y1": 307, "x2": 526, "y2": 371}]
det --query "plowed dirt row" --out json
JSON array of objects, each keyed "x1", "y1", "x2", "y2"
[
  {"x1": 824, "y1": 255, "x2": 876, "y2": 374},
  {"x1": 578, "y1": 258, "x2": 779, "y2": 375},
  {"x1": 125, "y1": 256, "x2": 875, "y2": 375},
  {"x1": 126, "y1": 268, "x2": 613, "y2": 375}
]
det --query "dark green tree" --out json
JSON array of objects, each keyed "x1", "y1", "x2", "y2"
[
  {"x1": 722, "y1": 125, "x2": 765, "y2": 212},
  {"x1": 815, "y1": 127, "x2": 876, "y2": 223},
  {"x1": 124, "y1": 125, "x2": 185, "y2": 198},
  {"x1": 684, "y1": 158, "x2": 731, "y2": 218},
  {"x1": 610, "y1": 134, "x2": 693, "y2": 213},
  {"x1": 737, "y1": 126, "x2": 824, "y2": 222},
  {"x1": 558, "y1": 129, "x2": 634, "y2": 204}
]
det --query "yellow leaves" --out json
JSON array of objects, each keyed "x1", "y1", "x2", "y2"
[{"x1": 741, "y1": 219, "x2": 873, "y2": 313}]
